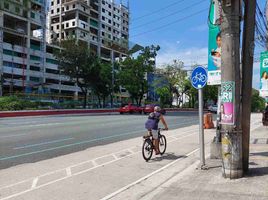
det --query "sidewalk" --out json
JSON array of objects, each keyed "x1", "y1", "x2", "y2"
[{"x1": 114, "y1": 125, "x2": 268, "y2": 200}]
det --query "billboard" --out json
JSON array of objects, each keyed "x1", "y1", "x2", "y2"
[
  {"x1": 208, "y1": 0, "x2": 221, "y2": 85},
  {"x1": 260, "y1": 51, "x2": 268, "y2": 97}
]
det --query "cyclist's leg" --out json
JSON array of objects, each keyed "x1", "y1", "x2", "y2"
[{"x1": 152, "y1": 129, "x2": 160, "y2": 155}]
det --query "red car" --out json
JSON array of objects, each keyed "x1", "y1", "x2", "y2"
[
  {"x1": 119, "y1": 103, "x2": 143, "y2": 114},
  {"x1": 143, "y1": 104, "x2": 166, "y2": 115}
]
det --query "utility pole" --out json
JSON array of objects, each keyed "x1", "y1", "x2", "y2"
[
  {"x1": 241, "y1": 0, "x2": 256, "y2": 173},
  {"x1": 220, "y1": 0, "x2": 243, "y2": 178}
]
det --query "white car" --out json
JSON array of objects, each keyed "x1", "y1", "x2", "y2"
[{"x1": 208, "y1": 105, "x2": 218, "y2": 113}]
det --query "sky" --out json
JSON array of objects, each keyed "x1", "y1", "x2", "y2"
[{"x1": 127, "y1": 0, "x2": 267, "y2": 89}]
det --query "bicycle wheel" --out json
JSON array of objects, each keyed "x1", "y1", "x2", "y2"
[
  {"x1": 142, "y1": 139, "x2": 153, "y2": 161},
  {"x1": 159, "y1": 135, "x2": 167, "y2": 155}
]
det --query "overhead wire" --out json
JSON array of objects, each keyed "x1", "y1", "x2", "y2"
[
  {"x1": 131, "y1": 0, "x2": 187, "y2": 22},
  {"x1": 131, "y1": 0, "x2": 206, "y2": 30},
  {"x1": 131, "y1": 8, "x2": 208, "y2": 38}
]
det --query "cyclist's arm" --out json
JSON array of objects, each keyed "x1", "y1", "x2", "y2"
[{"x1": 160, "y1": 115, "x2": 168, "y2": 130}]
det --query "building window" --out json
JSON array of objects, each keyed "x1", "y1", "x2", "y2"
[
  {"x1": 66, "y1": 23, "x2": 69, "y2": 28},
  {"x1": 62, "y1": 7, "x2": 64, "y2": 12},
  {"x1": 51, "y1": 1, "x2": 54, "y2": 6},
  {"x1": 102, "y1": 16, "x2": 105, "y2": 20},
  {"x1": 57, "y1": 0, "x2": 60, "y2": 4},
  {"x1": 51, "y1": 26, "x2": 54, "y2": 31},
  {"x1": 102, "y1": 8, "x2": 105, "y2": 12},
  {"x1": 102, "y1": 24, "x2": 105, "y2": 28},
  {"x1": 108, "y1": 4, "x2": 111, "y2": 8},
  {"x1": 4, "y1": 2, "x2": 9, "y2": 9},
  {"x1": 66, "y1": 6, "x2": 69, "y2": 10},
  {"x1": 108, "y1": 27, "x2": 111, "y2": 31},
  {"x1": 57, "y1": 8, "x2": 60, "y2": 13},
  {"x1": 51, "y1": 9, "x2": 54, "y2": 14},
  {"x1": 108, "y1": 19, "x2": 111, "y2": 24},
  {"x1": 57, "y1": 25, "x2": 59, "y2": 29},
  {"x1": 108, "y1": 12, "x2": 111, "y2": 16},
  {"x1": 72, "y1": 21, "x2": 75, "y2": 26},
  {"x1": 73, "y1": 4, "x2": 75, "y2": 8},
  {"x1": 102, "y1": 32, "x2": 104, "y2": 36}
]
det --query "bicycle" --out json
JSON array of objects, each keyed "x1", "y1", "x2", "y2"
[
  {"x1": 192, "y1": 72, "x2": 207, "y2": 84},
  {"x1": 142, "y1": 128, "x2": 167, "y2": 161}
]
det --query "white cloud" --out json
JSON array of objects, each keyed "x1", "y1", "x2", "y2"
[
  {"x1": 156, "y1": 43, "x2": 208, "y2": 67},
  {"x1": 156, "y1": 42, "x2": 261, "y2": 90}
]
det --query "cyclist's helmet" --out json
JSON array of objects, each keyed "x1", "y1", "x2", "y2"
[{"x1": 154, "y1": 106, "x2": 161, "y2": 112}]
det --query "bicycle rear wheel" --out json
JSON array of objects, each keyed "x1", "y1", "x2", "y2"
[
  {"x1": 159, "y1": 135, "x2": 167, "y2": 155},
  {"x1": 142, "y1": 139, "x2": 153, "y2": 161}
]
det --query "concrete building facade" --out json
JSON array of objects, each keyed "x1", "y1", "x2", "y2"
[{"x1": 0, "y1": 0, "x2": 129, "y2": 101}]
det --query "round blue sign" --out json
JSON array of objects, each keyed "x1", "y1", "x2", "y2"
[{"x1": 191, "y1": 66, "x2": 208, "y2": 89}]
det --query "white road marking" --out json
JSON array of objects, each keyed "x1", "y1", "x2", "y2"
[
  {"x1": 100, "y1": 148, "x2": 201, "y2": 200},
  {"x1": 31, "y1": 178, "x2": 38, "y2": 189},
  {"x1": 112, "y1": 154, "x2": 118, "y2": 160},
  {"x1": 66, "y1": 168, "x2": 72, "y2": 177},
  {"x1": 0, "y1": 130, "x2": 197, "y2": 200},
  {"x1": 13, "y1": 138, "x2": 74, "y2": 150},
  {"x1": 1, "y1": 122, "x2": 261, "y2": 200}
]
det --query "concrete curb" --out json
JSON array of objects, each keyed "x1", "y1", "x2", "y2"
[
  {"x1": 0, "y1": 109, "x2": 118, "y2": 118},
  {"x1": 0, "y1": 108, "x2": 200, "y2": 118}
]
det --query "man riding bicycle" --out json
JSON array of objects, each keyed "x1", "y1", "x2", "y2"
[{"x1": 145, "y1": 106, "x2": 168, "y2": 155}]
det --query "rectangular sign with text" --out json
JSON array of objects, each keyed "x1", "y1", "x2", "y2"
[{"x1": 220, "y1": 81, "x2": 235, "y2": 125}]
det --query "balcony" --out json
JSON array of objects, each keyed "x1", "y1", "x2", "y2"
[
  {"x1": 30, "y1": 11, "x2": 42, "y2": 24},
  {"x1": 31, "y1": 0, "x2": 44, "y2": 5}
]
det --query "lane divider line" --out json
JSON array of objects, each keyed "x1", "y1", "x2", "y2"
[
  {"x1": 100, "y1": 148, "x2": 201, "y2": 200},
  {"x1": 0, "y1": 127, "x2": 198, "y2": 191},
  {"x1": 0, "y1": 131, "x2": 199, "y2": 200},
  {"x1": 13, "y1": 138, "x2": 74, "y2": 150}
]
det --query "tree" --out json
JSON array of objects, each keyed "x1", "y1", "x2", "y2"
[
  {"x1": 155, "y1": 60, "x2": 187, "y2": 107},
  {"x1": 54, "y1": 39, "x2": 102, "y2": 108},
  {"x1": 92, "y1": 63, "x2": 119, "y2": 108},
  {"x1": 183, "y1": 78, "x2": 198, "y2": 108},
  {"x1": 203, "y1": 85, "x2": 218, "y2": 106},
  {"x1": 118, "y1": 45, "x2": 160, "y2": 105},
  {"x1": 155, "y1": 86, "x2": 172, "y2": 107},
  {"x1": 251, "y1": 89, "x2": 266, "y2": 112}
]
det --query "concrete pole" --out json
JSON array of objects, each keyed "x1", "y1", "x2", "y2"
[
  {"x1": 241, "y1": 0, "x2": 256, "y2": 173},
  {"x1": 220, "y1": 0, "x2": 243, "y2": 179}
]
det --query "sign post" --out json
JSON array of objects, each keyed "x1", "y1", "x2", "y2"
[{"x1": 191, "y1": 66, "x2": 208, "y2": 169}]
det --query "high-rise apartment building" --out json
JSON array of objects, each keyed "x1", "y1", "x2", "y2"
[
  {"x1": 48, "y1": 0, "x2": 129, "y2": 61},
  {"x1": 0, "y1": 0, "x2": 129, "y2": 99}
]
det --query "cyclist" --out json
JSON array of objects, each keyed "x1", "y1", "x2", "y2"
[{"x1": 145, "y1": 106, "x2": 168, "y2": 155}]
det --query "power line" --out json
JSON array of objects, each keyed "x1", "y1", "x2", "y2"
[
  {"x1": 131, "y1": 8, "x2": 208, "y2": 38},
  {"x1": 131, "y1": 0, "x2": 206, "y2": 30},
  {"x1": 131, "y1": 0, "x2": 187, "y2": 22}
]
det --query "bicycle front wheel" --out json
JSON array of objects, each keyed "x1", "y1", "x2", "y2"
[
  {"x1": 159, "y1": 135, "x2": 167, "y2": 155},
  {"x1": 142, "y1": 139, "x2": 153, "y2": 161}
]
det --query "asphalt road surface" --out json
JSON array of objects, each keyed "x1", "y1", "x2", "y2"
[{"x1": 0, "y1": 111, "x2": 200, "y2": 169}]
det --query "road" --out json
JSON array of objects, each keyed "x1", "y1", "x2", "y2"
[{"x1": 0, "y1": 111, "x2": 200, "y2": 169}]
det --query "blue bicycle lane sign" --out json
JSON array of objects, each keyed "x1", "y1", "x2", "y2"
[{"x1": 191, "y1": 66, "x2": 208, "y2": 89}]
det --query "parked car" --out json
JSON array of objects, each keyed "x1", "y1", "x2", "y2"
[
  {"x1": 208, "y1": 105, "x2": 218, "y2": 113},
  {"x1": 143, "y1": 104, "x2": 166, "y2": 115},
  {"x1": 119, "y1": 103, "x2": 143, "y2": 114}
]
